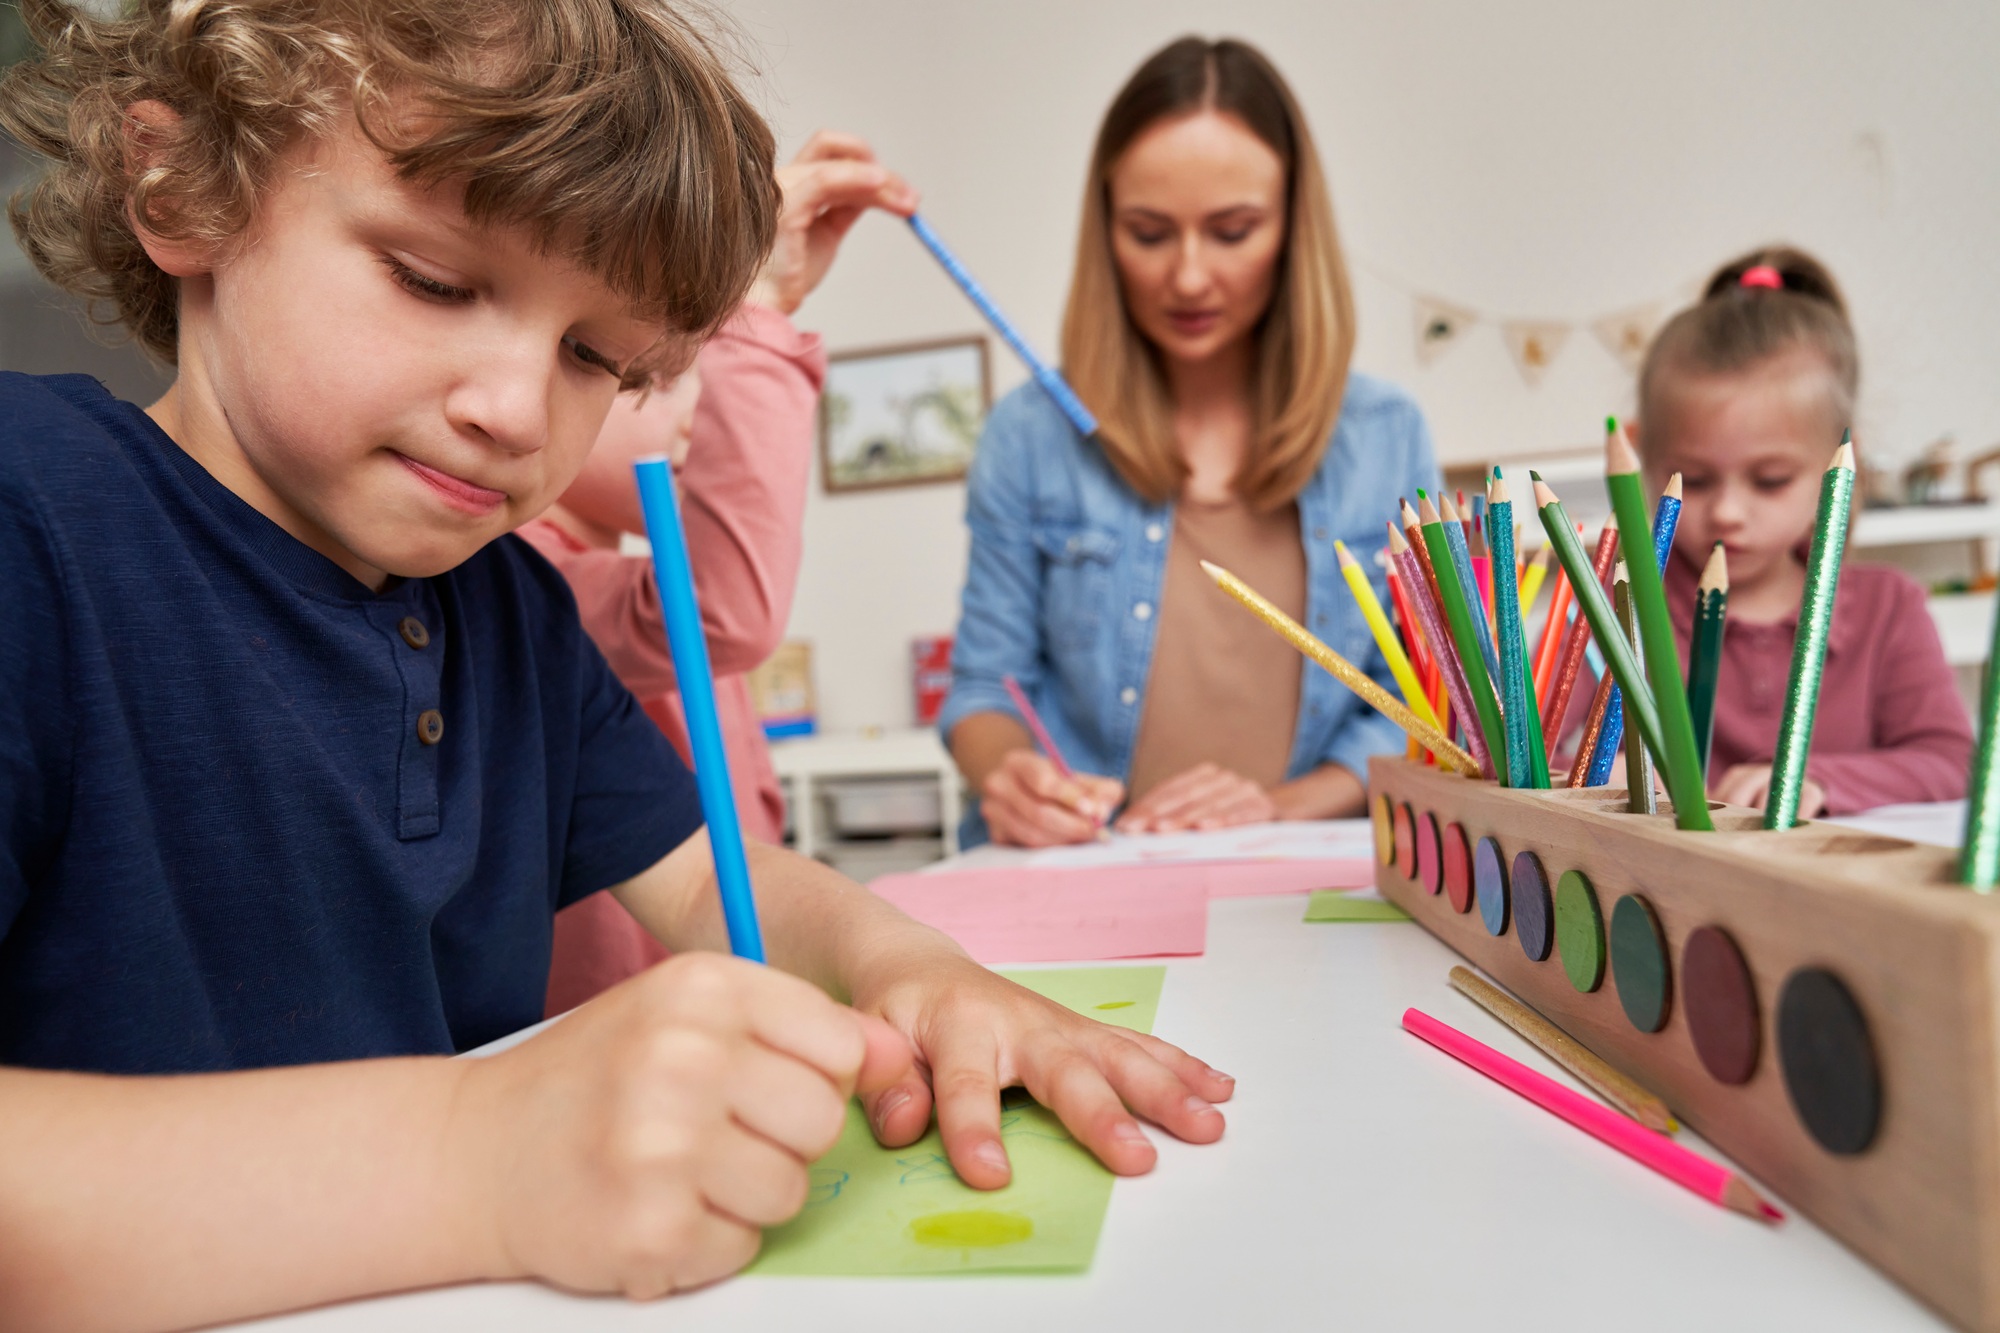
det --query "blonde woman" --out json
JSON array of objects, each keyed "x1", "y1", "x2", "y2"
[{"x1": 941, "y1": 36, "x2": 1440, "y2": 847}]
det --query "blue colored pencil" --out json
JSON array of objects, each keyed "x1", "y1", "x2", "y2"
[
  {"x1": 1584, "y1": 475, "x2": 1683, "y2": 786},
  {"x1": 906, "y1": 214, "x2": 1099, "y2": 439},
  {"x1": 633, "y1": 457, "x2": 766, "y2": 963},
  {"x1": 1439, "y1": 493, "x2": 1501, "y2": 684}
]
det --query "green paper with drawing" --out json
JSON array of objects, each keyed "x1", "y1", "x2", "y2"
[{"x1": 748, "y1": 964, "x2": 1165, "y2": 1276}]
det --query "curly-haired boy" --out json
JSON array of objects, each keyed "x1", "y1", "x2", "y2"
[{"x1": 0, "y1": 2, "x2": 1231, "y2": 1327}]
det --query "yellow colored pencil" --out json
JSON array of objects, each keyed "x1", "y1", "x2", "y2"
[
  {"x1": 1202, "y1": 559, "x2": 1480, "y2": 776},
  {"x1": 1517, "y1": 544, "x2": 1551, "y2": 619},
  {"x1": 1336, "y1": 541, "x2": 1442, "y2": 732}
]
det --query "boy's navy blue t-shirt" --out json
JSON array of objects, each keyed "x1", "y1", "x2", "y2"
[{"x1": 0, "y1": 372, "x2": 704, "y2": 1072}]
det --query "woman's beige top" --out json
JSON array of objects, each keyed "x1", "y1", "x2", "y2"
[{"x1": 1126, "y1": 497, "x2": 1305, "y2": 802}]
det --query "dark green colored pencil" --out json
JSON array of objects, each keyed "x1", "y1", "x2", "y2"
[{"x1": 1686, "y1": 544, "x2": 1730, "y2": 783}]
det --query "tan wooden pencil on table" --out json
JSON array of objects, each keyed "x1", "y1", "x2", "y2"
[{"x1": 1448, "y1": 965, "x2": 1678, "y2": 1133}]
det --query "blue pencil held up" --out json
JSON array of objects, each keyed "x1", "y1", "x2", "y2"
[
  {"x1": 906, "y1": 213, "x2": 1099, "y2": 439},
  {"x1": 634, "y1": 457, "x2": 767, "y2": 963},
  {"x1": 1586, "y1": 486, "x2": 1682, "y2": 786}
]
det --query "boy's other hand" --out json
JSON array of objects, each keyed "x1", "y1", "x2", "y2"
[
  {"x1": 980, "y1": 749, "x2": 1123, "y2": 846},
  {"x1": 1711, "y1": 762, "x2": 1827, "y2": 820},
  {"x1": 748, "y1": 131, "x2": 917, "y2": 315},
  {"x1": 448, "y1": 952, "x2": 914, "y2": 1298},
  {"x1": 1116, "y1": 761, "x2": 1276, "y2": 834},
  {"x1": 852, "y1": 959, "x2": 1234, "y2": 1189}
]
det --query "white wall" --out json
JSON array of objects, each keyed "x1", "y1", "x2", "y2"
[{"x1": 728, "y1": 0, "x2": 2000, "y2": 732}]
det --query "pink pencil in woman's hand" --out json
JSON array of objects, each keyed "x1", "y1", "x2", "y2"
[
  {"x1": 1402, "y1": 1008, "x2": 1782, "y2": 1223},
  {"x1": 1003, "y1": 674, "x2": 1077, "y2": 781}
]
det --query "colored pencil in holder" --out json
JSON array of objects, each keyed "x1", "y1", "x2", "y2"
[
  {"x1": 1583, "y1": 473, "x2": 1683, "y2": 791},
  {"x1": 1418, "y1": 497, "x2": 1509, "y2": 785},
  {"x1": 1488, "y1": 477, "x2": 1548, "y2": 788},
  {"x1": 1518, "y1": 544, "x2": 1551, "y2": 620},
  {"x1": 1963, "y1": 562, "x2": 2000, "y2": 885},
  {"x1": 1389, "y1": 525, "x2": 1483, "y2": 776},
  {"x1": 1613, "y1": 566, "x2": 1657, "y2": 813},
  {"x1": 1765, "y1": 437, "x2": 1857, "y2": 830},
  {"x1": 1337, "y1": 540, "x2": 1441, "y2": 731},
  {"x1": 1687, "y1": 544, "x2": 1730, "y2": 783},
  {"x1": 1540, "y1": 517, "x2": 1620, "y2": 741},
  {"x1": 1600, "y1": 427, "x2": 1713, "y2": 832},
  {"x1": 1532, "y1": 559, "x2": 1573, "y2": 709},
  {"x1": 1202, "y1": 560, "x2": 1480, "y2": 775},
  {"x1": 906, "y1": 213, "x2": 1098, "y2": 439},
  {"x1": 634, "y1": 458, "x2": 766, "y2": 963},
  {"x1": 1438, "y1": 493, "x2": 1501, "y2": 685}
]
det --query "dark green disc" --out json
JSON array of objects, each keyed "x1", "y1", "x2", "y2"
[{"x1": 1610, "y1": 894, "x2": 1670, "y2": 1033}]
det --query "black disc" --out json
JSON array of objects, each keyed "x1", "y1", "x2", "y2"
[{"x1": 1777, "y1": 968, "x2": 1881, "y2": 1155}]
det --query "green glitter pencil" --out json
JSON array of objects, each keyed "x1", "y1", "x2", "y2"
[
  {"x1": 1603, "y1": 424, "x2": 1715, "y2": 832},
  {"x1": 1766, "y1": 437, "x2": 1856, "y2": 830},
  {"x1": 1961, "y1": 572, "x2": 2000, "y2": 887}
]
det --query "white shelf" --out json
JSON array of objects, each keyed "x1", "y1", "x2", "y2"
[
  {"x1": 1929, "y1": 592, "x2": 1996, "y2": 667},
  {"x1": 769, "y1": 728, "x2": 962, "y2": 864},
  {"x1": 1853, "y1": 502, "x2": 2000, "y2": 548}
]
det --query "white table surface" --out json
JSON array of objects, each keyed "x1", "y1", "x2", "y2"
[{"x1": 234, "y1": 810, "x2": 1969, "y2": 1333}]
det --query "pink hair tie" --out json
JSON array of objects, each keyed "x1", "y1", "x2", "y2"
[{"x1": 1739, "y1": 264, "x2": 1783, "y2": 290}]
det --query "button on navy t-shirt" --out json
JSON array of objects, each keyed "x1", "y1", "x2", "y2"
[{"x1": 0, "y1": 373, "x2": 704, "y2": 1072}]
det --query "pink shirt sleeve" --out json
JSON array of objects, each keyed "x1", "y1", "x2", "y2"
[
  {"x1": 518, "y1": 305, "x2": 825, "y2": 696},
  {"x1": 1805, "y1": 572, "x2": 1974, "y2": 814}
]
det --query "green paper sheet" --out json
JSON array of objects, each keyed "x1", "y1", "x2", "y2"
[
  {"x1": 748, "y1": 964, "x2": 1165, "y2": 1277},
  {"x1": 1304, "y1": 888, "x2": 1412, "y2": 922}
]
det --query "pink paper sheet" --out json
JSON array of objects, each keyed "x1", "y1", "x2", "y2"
[{"x1": 870, "y1": 866, "x2": 1209, "y2": 964}]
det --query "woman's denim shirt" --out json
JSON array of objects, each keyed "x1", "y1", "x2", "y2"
[{"x1": 939, "y1": 371, "x2": 1442, "y2": 842}]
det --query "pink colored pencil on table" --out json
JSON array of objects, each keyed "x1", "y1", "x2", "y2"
[{"x1": 1402, "y1": 1008, "x2": 1782, "y2": 1223}]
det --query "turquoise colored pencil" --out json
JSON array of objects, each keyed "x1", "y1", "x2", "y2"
[
  {"x1": 1601, "y1": 426, "x2": 1714, "y2": 832},
  {"x1": 1766, "y1": 437, "x2": 1857, "y2": 830},
  {"x1": 1487, "y1": 475, "x2": 1548, "y2": 788},
  {"x1": 1439, "y1": 493, "x2": 1501, "y2": 684},
  {"x1": 1419, "y1": 493, "x2": 1509, "y2": 786}
]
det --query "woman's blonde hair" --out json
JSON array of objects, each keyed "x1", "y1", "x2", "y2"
[
  {"x1": 1061, "y1": 36, "x2": 1354, "y2": 511},
  {"x1": 1, "y1": 0, "x2": 777, "y2": 384}
]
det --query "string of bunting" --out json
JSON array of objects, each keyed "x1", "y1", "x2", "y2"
[{"x1": 1357, "y1": 257, "x2": 1702, "y2": 388}]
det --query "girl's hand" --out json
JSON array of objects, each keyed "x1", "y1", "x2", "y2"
[
  {"x1": 747, "y1": 131, "x2": 918, "y2": 316},
  {"x1": 850, "y1": 955, "x2": 1233, "y2": 1188},
  {"x1": 980, "y1": 750, "x2": 1123, "y2": 847},
  {"x1": 450, "y1": 953, "x2": 913, "y2": 1298},
  {"x1": 1117, "y1": 762, "x2": 1276, "y2": 833},
  {"x1": 1711, "y1": 763, "x2": 1828, "y2": 819}
]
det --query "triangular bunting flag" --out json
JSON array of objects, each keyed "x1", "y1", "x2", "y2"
[
  {"x1": 1412, "y1": 295, "x2": 1479, "y2": 368},
  {"x1": 1590, "y1": 303, "x2": 1662, "y2": 375},
  {"x1": 1501, "y1": 320, "x2": 1571, "y2": 388}
]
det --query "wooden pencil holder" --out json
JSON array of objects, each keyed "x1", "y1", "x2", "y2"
[{"x1": 1367, "y1": 755, "x2": 1998, "y2": 1331}]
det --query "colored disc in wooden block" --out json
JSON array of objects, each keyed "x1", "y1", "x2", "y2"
[
  {"x1": 1473, "y1": 835, "x2": 1507, "y2": 933},
  {"x1": 1778, "y1": 967, "x2": 1882, "y2": 1155},
  {"x1": 1373, "y1": 794, "x2": 1395, "y2": 865},
  {"x1": 1511, "y1": 851, "x2": 1553, "y2": 962},
  {"x1": 1441, "y1": 822, "x2": 1472, "y2": 910},
  {"x1": 1683, "y1": 926, "x2": 1759, "y2": 1085},
  {"x1": 1416, "y1": 811, "x2": 1444, "y2": 895},
  {"x1": 1393, "y1": 802, "x2": 1417, "y2": 879},
  {"x1": 1610, "y1": 894, "x2": 1670, "y2": 1033},
  {"x1": 1555, "y1": 869, "x2": 1605, "y2": 993}
]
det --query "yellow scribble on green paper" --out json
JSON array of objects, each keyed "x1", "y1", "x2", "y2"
[
  {"x1": 910, "y1": 1210, "x2": 1035, "y2": 1248},
  {"x1": 1094, "y1": 1000, "x2": 1135, "y2": 1010}
]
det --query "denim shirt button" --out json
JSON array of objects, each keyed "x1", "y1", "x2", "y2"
[
  {"x1": 1133, "y1": 602, "x2": 1153, "y2": 621},
  {"x1": 1145, "y1": 523, "x2": 1164, "y2": 543},
  {"x1": 1314, "y1": 527, "x2": 1328, "y2": 541},
  {"x1": 1120, "y1": 687, "x2": 1138, "y2": 705}
]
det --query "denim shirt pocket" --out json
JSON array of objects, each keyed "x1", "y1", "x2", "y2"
[{"x1": 1033, "y1": 523, "x2": 1121, "y2": 653}]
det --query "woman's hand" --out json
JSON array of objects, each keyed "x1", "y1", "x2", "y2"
[
  {"x1": 1712, "y1": 763, "x2": 1828, "y2": 819},
  {"x1": 747, "y1": 131, "x2": 918, "y2": 316},
  {"x1": 980, "y1": 750, "x2": 1124, "y2": 847},
  {"x1": 850, "y1": 953, "x2": 1233, "y2": 1189},
  {"x1": 1117, "y1": 762, "x2": 1276, "y2": 834}
]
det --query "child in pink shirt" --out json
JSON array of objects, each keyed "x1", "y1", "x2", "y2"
[
  {"x1": 1633, "y1": 246, "x2": 1972, "y2": 818},
  {"x1": 523, "y1": 133, "x2": 916, "y2": 1011}
]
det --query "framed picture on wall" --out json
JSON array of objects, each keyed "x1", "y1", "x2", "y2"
[{"x1": 819, "y1": 334, "x2": 991, "y2": 493}]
